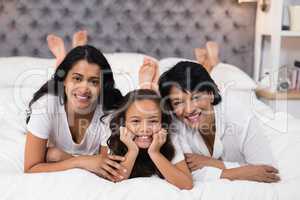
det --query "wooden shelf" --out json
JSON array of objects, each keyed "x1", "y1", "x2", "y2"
[
  {"x1": 281, "y1": 31, "x2": 300, "y2": 37},
  {"x1": 256, "y1": 89, "x2": 300, "y2": 100}
]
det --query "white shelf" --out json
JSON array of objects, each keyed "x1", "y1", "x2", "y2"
[{"x1": 281, "y1": 31, "x2": 300, "y2": 37}]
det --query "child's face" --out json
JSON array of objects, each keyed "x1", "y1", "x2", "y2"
[
  {"x1": 64, "y1": 60, "x2": 101, "y2": 113},
  {"x1": 125, "y1": 99, "x2": 162, "y2": 149}
]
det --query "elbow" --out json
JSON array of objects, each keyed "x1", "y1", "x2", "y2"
[
  {"x1": 181, "y1": 183, "x2": 193, "y2": 190},
  {"x1": 24, "y1": 168, "x2": 32, "y2": 173},
  {"x1": 24, "y1": 163, "x2": 35, "y2": 173},
  {"x1": 179, "y1": 180, "x2": 193, "y2": 190},
  {"x1": 185, "y1": 181, "x2": 194, "y2": 190}
]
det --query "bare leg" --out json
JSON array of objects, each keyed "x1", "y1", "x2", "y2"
[
  {"x1": 139, "y1": 57, "x2": 158, "y2": 91},
  {"x1": 47, "y1": 34, "x2": 66, "y2": 68},
  {"x1": 72, "y1": 30, "x2": 88, "y2": 48}
]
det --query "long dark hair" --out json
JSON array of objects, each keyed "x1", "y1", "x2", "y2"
[
  {"x1": 107, "y1": 89, "x2": 175, "y2": 178},
  {"x1": 26, "y1": 45, "x2": 123, "y2": 123}
]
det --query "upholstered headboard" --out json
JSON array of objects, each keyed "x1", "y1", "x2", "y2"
[{"x1": 0, "y1": 0, "x2": 256, "y2": 75}]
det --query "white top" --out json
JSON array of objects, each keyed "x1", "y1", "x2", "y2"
[
  {"x1": 169, "y1": 134, "x2": 185, "y2": 164},
  {"x1": 27, "y1": 94, "x2": 111, "y2": 155},
  {"x1": 171, "y1": 92, "x2": 275, "y2": 181}
]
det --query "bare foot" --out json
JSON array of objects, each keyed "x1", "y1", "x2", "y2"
[
  {"x1": 139, "y1": 57, "x2": 158, "y2": 90},
  {"x1": 194, "y1": 48, "x2": 207, "y2": 66},
  {"x1": 206, "y1": 41, "x2": 219, "y2": 70},
  {"x1": 47, "y1": 34, "x2": 66, "y2": 68},
  {"x1": 72, "y1": 30, "x2": 88, "y2": 48},
  {"x1": 194, "y1": 41, "x2": 220, "y2": 73}
]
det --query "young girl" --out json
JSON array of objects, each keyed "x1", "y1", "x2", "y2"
[
  {"x1": 107, "y1": 89, "x2": 193, "y2": 190},
  {"x1": 24, "y1": 45, "x2": 126, "y2": 182}
]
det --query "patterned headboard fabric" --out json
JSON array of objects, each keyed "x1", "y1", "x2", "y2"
[{"x1": 0, "y1": 0, "x2": 256, "y2": 75}]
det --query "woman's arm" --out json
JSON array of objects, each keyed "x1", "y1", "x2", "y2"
[
  {"x1": 241, "y1": 117, "x2": 275, "y2": 165},
  {"x1": 24, "y1": 133, "x2": 83, "y2": 173},
  {"x1": 183, "y1": 153, "x2": 279, "y2": 183},
  {"x1": 221, "y1": 165, "x2": 280, "y2": 183},
  {"x1": 149, "y1": 152, "x2": 193, "y2": 190},
  {"x1": 24, "y1": 133, "x2": 125, "y2": 181},
  {"x1": 185, "y1": 153, "x2": 225, "y2": 171}
]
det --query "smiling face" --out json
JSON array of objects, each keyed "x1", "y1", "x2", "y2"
[
  {"x1": 64, "y1": 59, "x2": 101, "y2": 113},
  {"x1": 125, "y1": 99, "x2": 162, "y2": 149},
  {"x1": 169, "y1": 86, "x2": 215, "y2": 134}
]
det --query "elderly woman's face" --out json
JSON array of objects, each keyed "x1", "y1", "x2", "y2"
[{"x1": 168, "y1": 86, "x2": 215, "y2": 133}]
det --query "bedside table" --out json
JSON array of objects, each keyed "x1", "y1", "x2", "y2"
[{"x1": 256, "y1": 89, "x2": 300, "y2": 118}]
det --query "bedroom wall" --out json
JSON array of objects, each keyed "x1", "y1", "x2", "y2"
[{"x1": 0, "y1": 0, "x2": 256, "y2": 75}]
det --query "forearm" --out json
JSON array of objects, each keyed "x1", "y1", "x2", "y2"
[
  {"x1": 220, "y1": 168, "x2": 238, "y2": 180},
  {"x1": 25, "y1": 155, "x2": 89, "y2": 173},
  {"x1": 118, "y1": 150, "x2": 138, "y2": 179},
  {"x1": 150, "y1": 153, "x2": 193, "y2": 190},
  {"x1": 220, "y1": 165, "x2": 248, "y2": 181}
]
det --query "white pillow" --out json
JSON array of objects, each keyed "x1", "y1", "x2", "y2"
[
  {"x1": 158, "y1": 57, "x2": 194, "y2": 75},
  {"x1": 0, "y1": 57, "x2": 55, "y2": 88},
  {"x1": 158, "y1": 57, "x2": 257, "y2": 91},
  {"x1": 106, "y1": 53, "x2": 158, "y2": 95},
  {"x1": 211, "y1": 63, "x2": 257, "y2": 91}
]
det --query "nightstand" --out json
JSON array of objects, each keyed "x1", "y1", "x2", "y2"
[{"x1": 256, "y1": 88, "x2": 300, "y2": 118}]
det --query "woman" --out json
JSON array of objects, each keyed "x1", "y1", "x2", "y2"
[
  {"x1": 158, "y1": 61, "x2": 280, "y2": 183},
  {"x1": 24, "y1": 45, "x2": 126, "y2": 182}
]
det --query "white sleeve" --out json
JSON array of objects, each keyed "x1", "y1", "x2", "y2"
[
  {"x1": 241, "y1": 117, "x2": 275, "y2": 166},
  {"x1": 170, "y1": 135, "x2": 185, "y2": 164},
  {"x1": 192, "y1": 167, "x2": 223, "y2": 182},
  {"x1": 26, "y1": 96, "x2": 53, "y2": 139},
  {"x1": 223, "y1": 161, "x2": 240, "y2": 169}
]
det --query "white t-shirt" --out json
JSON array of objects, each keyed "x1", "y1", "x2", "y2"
[
  {"x1": 171, "y1": 92, "x2": 275, "y2": 181},
  {"x1": 27, "y1": 94, "x2": 111, "y2": 155}
]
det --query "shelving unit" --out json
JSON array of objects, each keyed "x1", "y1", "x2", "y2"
[
  {"x1": 253, "y1": 0, "x2": 300, "y2": 117},
  {"x1": 254, "y1": 0, "x2": 300, "y2": 91},
  {"x1": 281, "y1": 31, "x2": 300, "y2": 37}
]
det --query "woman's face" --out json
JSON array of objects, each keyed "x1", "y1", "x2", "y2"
[
  {"x1": 64, "y1": 60, "x2": 101, "y2": 113},
  {"x1": 169, "y1": 86, "x2": 215, "y2": 133},
  {"x1": 125, "y1": 99, "x2": 162, "y2": 149}
]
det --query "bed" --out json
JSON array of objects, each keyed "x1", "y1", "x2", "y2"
[{"x1": 0, "y1": 55, "x2": 300, "y2": 200}]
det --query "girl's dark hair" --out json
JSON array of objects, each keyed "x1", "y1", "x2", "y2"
[
  {"x1": 26, "y1": 45, "x2": 123, "y2": 123},
  {"x1": 107, "y1": 89, "x2": 175, "y2": 178},
  {"x1": 158, "y1": 61, "x2": 222, "y2": 112}
]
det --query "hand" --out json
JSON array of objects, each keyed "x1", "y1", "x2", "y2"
[
  {"x1": 46, "y1": 147, "x2": 72, "y2": 163},
  {"x1": 120, "y1": 127, "x2": 139, "y2": 153},
  {"x1": 221, "y1": 165, "x2": 280, "y2": 183},
  {"x1": 185, "y1": 153, "x2": 223, "y2": 171},
  {"x1": 80, "y1": 154, "x2": 127, "y2": 182},
  {"x1": 148, "y1": 129, "x2": 167, "y2": 154}
]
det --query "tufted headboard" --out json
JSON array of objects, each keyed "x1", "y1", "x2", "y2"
[{"x1": 0, "y1": 0, "x2": 256, "y2": 75}]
